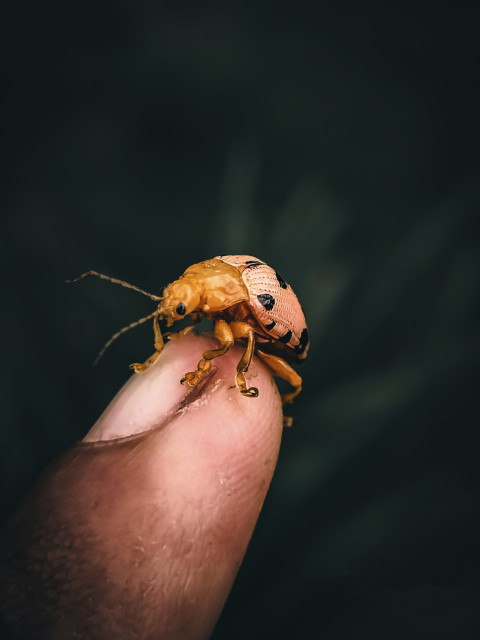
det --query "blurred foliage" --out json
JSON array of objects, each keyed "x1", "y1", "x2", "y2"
[{"x1": 1, "y1": 1, "x2": 479, "y2": 638}]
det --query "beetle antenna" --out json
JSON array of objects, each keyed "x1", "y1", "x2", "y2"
[
  {"x1": 66, "y1": 270, "x2": 162, "y2": 302},
  {"x1": 94, "y1": 310, "x2": 161, "y2": 366}
]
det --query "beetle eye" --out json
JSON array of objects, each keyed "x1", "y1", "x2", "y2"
[{"x1": 176, "y1": 302, "x2": 186, "y2": 316}]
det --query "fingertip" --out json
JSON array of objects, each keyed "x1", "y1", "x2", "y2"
[
  {"x1": 85, "y1": 333, "x2": 283, "y2": 444},
  {"x1": 84, "y1": 332, "x2": 285, "y2": 594}
]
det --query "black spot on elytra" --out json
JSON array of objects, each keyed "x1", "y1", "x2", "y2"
[
  {"x1": 295, "y1": 328, "x2": 309, "y2": 353},
  {"x1": 245, "y1": 260, "x2": 263, "y2": 267},
  {"x1": 257, "y1": 293, "x2": 275, "y2": 310},
  {"x1": 265, "y1": 320, "x2": 276, "y2": 331},
  {"x1": 275, "y1": 271, "x2": 287, "y2": 289},
  {"x1": 279, "y1": 330, "x2": 292, "y2": 344}
]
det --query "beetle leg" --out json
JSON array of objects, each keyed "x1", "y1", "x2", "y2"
[
  {"x1": 255, "y1": 350, "x2": 302, "y2": 403},
  {"x1": 229, "y1": 321, "x2": 259, "y2": 397},
  {"x1": 181, "y1": 319, "x2": 234, "y2": 386},
  {"x1": 130, "y1": 314, "x2": 164, "y2": 373},
  {"x1": 255, "y1": 349, "x2": 302, "y2": 427}
]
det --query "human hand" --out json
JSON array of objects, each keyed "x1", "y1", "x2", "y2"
[{"x1": 1, "y1": 334, "x2": 283, "y2": 639}]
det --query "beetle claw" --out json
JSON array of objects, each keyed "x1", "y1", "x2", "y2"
[
  {"x1": 130, "y1": 362, "x2": 147, "y2": 373},
  {"x1": 181, "y1": 371, "x2": 201, "y2": 386},
  {"x1": 240, "y1": 386, "x2": 259, "y2": 398}
]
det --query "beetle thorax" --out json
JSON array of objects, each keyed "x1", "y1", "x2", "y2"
[
  {"x1": 185, "y1": 259, "x2": 249, "y2": 312},
  {"x1": 160, "y1": 259, "x2": 249, "y2": 324}
]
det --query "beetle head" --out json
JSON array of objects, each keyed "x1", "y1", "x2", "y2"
[{"x1": 158, "y1": 278, "x2": 201, "y2": 326}]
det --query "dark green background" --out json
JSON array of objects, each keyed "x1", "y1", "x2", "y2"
[{"x1": 2, "y1": 1, "x2": 479, "y2": 638}]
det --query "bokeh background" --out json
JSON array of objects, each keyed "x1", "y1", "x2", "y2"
[{"x1": 2, "y1": 1, "x2": 479, "y2": 638}]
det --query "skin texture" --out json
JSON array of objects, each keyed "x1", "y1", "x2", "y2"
[{"x1": 0, "y1": 334, "x2": 283, "y2": 640}]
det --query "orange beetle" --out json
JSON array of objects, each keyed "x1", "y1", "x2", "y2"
[{"x1": 69, "y1": 256, "x2": 309, "y2": 424}]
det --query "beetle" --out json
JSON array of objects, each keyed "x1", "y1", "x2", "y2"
[{"x1": 69, "y1": 256, "x2": 309, "y2": 424}]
